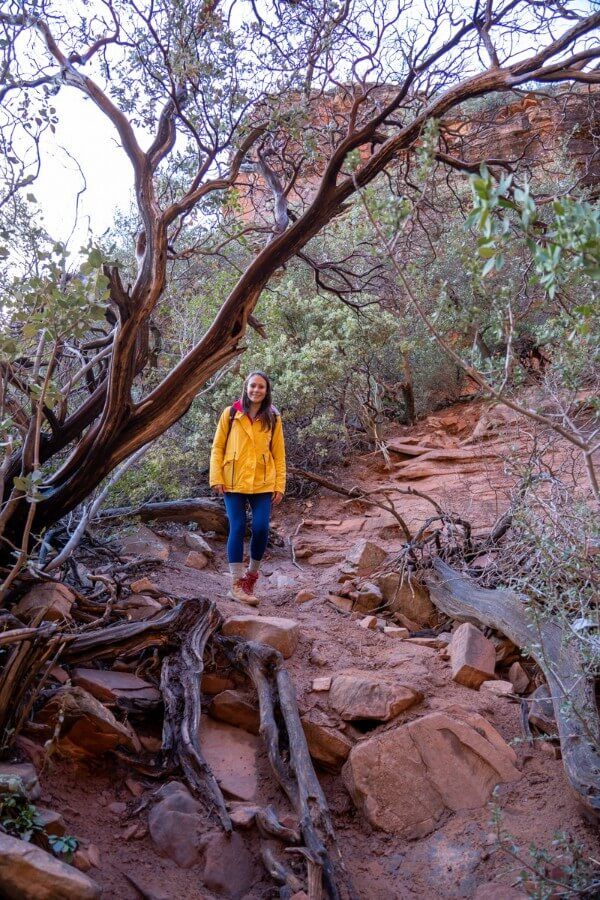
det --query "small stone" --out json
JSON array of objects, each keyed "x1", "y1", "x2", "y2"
[
  {"x1": 540, "y1": 741, "x2": 562, "y2": 760},
  {"x1": 148, "y1": 784, "x2": 205, "y2": 868},
  {"x1": 184, "y1": 532, "x2": 214, "y2": 556},
  {"x1": 34, "y1": 808, "x2": 66, "y2": 836},
  {"x1": 352, "y1": 582, "x2": 384, "y2": 614},
  {"x1": 222, "y1": 615, "x2": 300, "y2": 659},
  {"x1": 358, "y1": 615, "x2": 377, "y2": 630},
  {"x1": 481, "y1": 680, "x2": 514, "y2": 696},
  {"x1": 450, "y1": 623, "x2": 496, "y2": 689},
  {"x1": 327, "y1": 595, "x2": 353, "y2": 613},
  {"x1": 86, "y1": 845, "x2": 101, "y2": 869},
  {"x1": 229, "y1": 805, "x2": 258, "y2": 828},
  {"x1": 311, "y1": 677, "x2": 332, "y2": 692},
  {"x1": 108, "y1": 802, "x2": 127, "y2": 816},
  {"x1": 343, "y1": 540, "x2": 388, "y2": 575},
  {"x1": 508, "y1": 662, "x2": 529, "y2": 694},
  {"x1": 383, "y1": 626, "x2": 409, "y2": 638},
  {"x1": 72, "y1": 849, "x2": 92, "y2": 873},
  {"x1": 122, "y1": 822, "x2": 147, "y2": 841},
  {"x1": 185, "y1": 550, "x2": 209, "y2": 570},
  {"x1": 295, "y1": 589, "x2": 316, "y2": 604},
  {"x1": 130, "y1": 577, "x2": 162, "y2": 596},
  {"x1": 125, "y1": 777, "x2": 144, "y2": 797},
  {"x1": 48, "y1": 665, "x2": 70, "y2": 684}
]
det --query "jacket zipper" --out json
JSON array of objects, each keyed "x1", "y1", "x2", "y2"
[
  {"x1": 263, "y1": 453, "x2": 267, "y2": 484},
  {"x1": 231, "y1": 453, "x2": 236, "y2": 490}
]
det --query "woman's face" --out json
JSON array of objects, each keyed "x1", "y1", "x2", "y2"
[{"x1": 246, "y1": 375, "x2": 268, "y2": 404}]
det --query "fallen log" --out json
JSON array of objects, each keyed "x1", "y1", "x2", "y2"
[
  {"x1": 97, "y1": 497, "x2": 228, "y2": 535},
  {"x1": 426, "y1": 559, "x2": 600, "y2": 821}
]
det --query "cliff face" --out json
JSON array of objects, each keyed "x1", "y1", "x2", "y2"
[
  {"x1": 445, "y1": 88, "x2": 600, "y2": 188},
  {"x1": 234, "y1": 87, "x2": 599, "y2": 228}
]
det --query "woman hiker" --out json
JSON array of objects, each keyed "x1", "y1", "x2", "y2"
[{"x1": 210, "y1": 371, "x2": 286, "y2": 606}]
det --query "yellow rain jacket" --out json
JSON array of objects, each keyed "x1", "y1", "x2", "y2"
[{"x1": 210, "y1": 402, "x2": 286, "y2": 494}]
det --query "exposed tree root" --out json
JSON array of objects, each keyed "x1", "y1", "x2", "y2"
[
  {"x1": 0, "y1": 597, "x2": 349, "y2": 896},
  {"x1": 97, "y1": 497, "x2": 228, "y2": 534},
  {"x1": 426, "y1": 559, "x2": 600, "y2": 821},
  {"x1": 216, "y1": 635, "x2": 354, "y2": 899}
]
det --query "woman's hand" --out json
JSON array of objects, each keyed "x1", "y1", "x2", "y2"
[
  {"x1": 273, "y1": 491, "x2": 283, "y2": 505},
  {"x1": 213, "y1": 484, "x2": 225, "y2": 495}
]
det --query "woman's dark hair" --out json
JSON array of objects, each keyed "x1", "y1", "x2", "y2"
[{"x1": 242, "y1": 371, "x2": 277, "y2": 431}]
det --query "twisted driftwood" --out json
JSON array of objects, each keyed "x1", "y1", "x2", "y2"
[
  {"x1": 426, "y1": 559, "x2": 600, "y2": 821},
  {"x1": 98, "y1": 497, "x2": 228, "y2": 534}
]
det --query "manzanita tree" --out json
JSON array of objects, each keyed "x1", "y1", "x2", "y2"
[{"x1": 0, "y1": 0, "x2": 599, "y2": 574}]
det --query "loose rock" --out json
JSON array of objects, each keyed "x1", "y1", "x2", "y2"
[
  {"x1": 329, "y1": 673, "x2": 422, "y2": 722},
  {"x1": 184, "y1": 531, "x2": 214, "y2": 556},
  {"x1": 0, "y1": 832, "x2": 101, "y2": 899},
  {"x1": 301, "y1": 714, "x2": 353, "y2": 771},
  {"x1": 222, "y1": 615, "x2": 300, "y2": 658},
  {"x1": 311, "y1": 676, "x2": 332, "y2": 691},
  {"x1": 36, "y1": 687, "x2": 138, "y2": 756},
  {"x1": 184, "y1": 550, "x2": 209, "y2": 570},
  {"x1": 358, "y1": 615, "x2": 377, "y2": 630},
  {"x1": 119, "y1": 525, "x2": 169, "y2": 561},
  {"x1": 481, "y1": 680, "x2": 514, "y2": 696},
  {"x1": 450, "y1": 623, "x2": 496, "y2": 689},
  {"x1": 295, "y1": 589, "x2": 316, "y2": 604},
  {"x1": 148, "y1": 783, "x2": 205, "y2": 868},
  {"x1": 508, "y1": 661, "x2": 530, "y2": 694},
  {"x1": 0, "y1": 764, "x2": 41, "y2": 801},
  {"x1": 202, "y1": 831, "x2": 258, "y2": 898},
  {"x1": 13, "y1": 583, "x2": 74, "y2": 624},
  {"x1": 199, "y1": 719, "x2": 260, "y2": 802}
]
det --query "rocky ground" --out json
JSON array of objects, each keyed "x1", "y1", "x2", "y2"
[{"x1": 2, "y1": 399, "x2": 598, "y2": 899}]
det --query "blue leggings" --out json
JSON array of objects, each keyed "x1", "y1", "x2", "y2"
[{"x1": 224, "y1": 492, "x2": 272, "y2": 563}]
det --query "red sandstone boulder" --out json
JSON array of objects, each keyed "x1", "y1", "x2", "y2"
[
  {"x1": 343, "y1": 710, "x2": 520, "y2": 839},
  {"x1": 209, "y1": 690, "x2": 260, "y2": 735},
  {"x1": 221, "y1": 615, "x2": 299, "y2": 658},
  {"x1": 13, "y1": 583, "x2": 74, "y2": 623},
  {"x1": 0, "y1": 833, "x2": 100, "y2": 899}
]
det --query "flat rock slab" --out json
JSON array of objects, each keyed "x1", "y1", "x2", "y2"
[
  {"x1": 199, "y1": 718, "x2": 261, "y2": 802},
  {"x1": 185, "y1": 550, "x2": 209, "y2": 570},
  {"x1": 221, "y1": 615, "x2": 300, "y2": 658},
  {"x1": 450, "y1": 622, "x2": 496, "y2": 689},
  {"x1": 329, "y1": 672, "x2": 422, "y2": 722},
  {"x1": 0, "y1": 832, "x2": 100, "y2": 899},
  {"x1": 72, "y1": 669, "x2": 161, "y2": 704},
  {"x1": 343, "y1": 710, "x2": 520, "y2": 839},
  {"x1": 13, "y1": 583, "x2": 74, "y2": 623}
]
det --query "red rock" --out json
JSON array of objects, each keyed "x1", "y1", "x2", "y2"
[
  {"x1": 481, "y1": 680, "x2": 514, "y2": 696},
  {"x1": 343, "y1": 711, "x2": 521, "y2": 838},
  {"x1": 375, "y1": 573, "x2": 435, "y2": 625},
  {"x1": 311, "y1": 676, "x2": 332, "y2": 691},
  {"x1": 185, "y1": 550, "x2": 209, "y2": 570},
  {"x1": 184, "y1": 532, "x2": 214, "y2": 556},
  {"x1": 199, "y1": 719, "x2": 260, "y2": 802},
  {"x1": 508, "y1": 661, "x2": 529, "y2": 694},
  {"x1": 229, "y1": 805, "x2": 258, "y2": 828},
  {"x1": 119, "y1": 525, "x2": 169, "y2": 561},
  {"x1": 201, "y1": 673, "x2": 236, "y2": 695},
  {"x1": 221, "y1": 615, "x2": 300, "y2": 658},
  {"x1": 342, "y1": 539, "x2": 388, "y2": 575},
  {"x1": 116, "y1": 594, "x2": 163, "y2": 621},
  {"x1": 71, "y1": 668, "x2": 160, "y2": 705},
  {"x1": 358, "y1": 615, "x2": 377, "y2": 630},
  {"x1": 202, "y1": 831, "x2": 258, "y2": 898},
  {"x1": 0, "y1": 833, "x2": 100, "y2": 898},
  {"x1": 13, "y1": 583, "x2": 74, "y2": 623},
  {"x1": 130, "y1": 577, "x2": 162, "y2": 596},
  {"x1": 295, "y1": 589, "x2": 316, "y2": 604},
  {"x1": 301, "y1": 715, "x2": 353, "y2": 771},
  {"x1": 209, "y1": 690, "x2": 260, "y2": 735},
  {"x1": 329, "y1": 673, "x2": 422, "y2": 721},
  {"x1": 450, "y1": 623, "x2": 496, "y2": 688},
  {"x1": 384, "y1": 626, "x2": 409, "y2": 638},
  {"x1": 35, "y1": 807, "x2": 66, "y2": 836},
  {"x1": 36, "y1": 687, "x2": 137, "y2": 756},
  {"x1": 351, "y1": 582, "x2": 384, "y2": 614},
  {"x1": 327, "y1": 595, "x2": 353, "y2": 613},
  {"x1": 148, "y1": 784, "x2": 205, "y2": 868}
]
